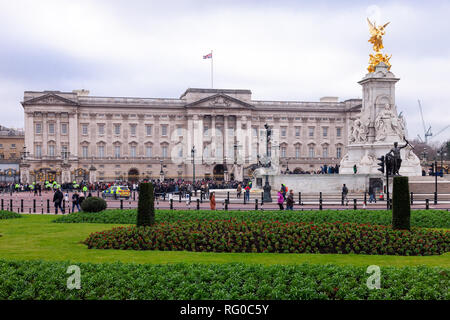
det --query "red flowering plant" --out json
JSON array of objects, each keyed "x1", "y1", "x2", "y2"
[{"x1": 84, "y1": 219, "x2": 449, "y2": 256}]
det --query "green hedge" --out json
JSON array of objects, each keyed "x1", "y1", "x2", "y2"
[
  {"x1": 53, "y1": 209, "x2": 450, "y2": 229},
  {"x1": 80, "y1": 197, "x2": 107, "y2": 213},
  {"x1": 0, "y1": 260, "x2": 448, "y2": 300},
  {"x1": 0, "y1": 210, "x2": 22, "y2": 220},
  {"x1": 84, "y1": 220, "x2": 449, "y2": 256},
  {"x1": 392, "y1": 176, "x2": 411, "y2": 230},
  {"x1": 137, "y1": 183, "x2": 155, "y2": 227}
]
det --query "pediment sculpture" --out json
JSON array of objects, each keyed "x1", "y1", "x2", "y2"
[{"x1": 209, "y1": 95, "x2": 231, "y2": 107}]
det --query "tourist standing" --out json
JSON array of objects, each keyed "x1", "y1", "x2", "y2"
[
  {"x1": 237, "y1": 184, "x2": 242, "y2": 198},
  {"x1": 244, "y1": 184, "x2": 251, "y2": 202},
  {"x1": 209, "y1": 192, "x2": 216, "y2": 210},
  {"x1": 286, "y1": 190, "x2": 294, "y2": 210},
  {"x1": 277, "y1": 190, "x2": 284, "y2": 210},
  {"x1": 342, "y1": 184, "x2": 349, "y2": 206},
  {"x1": 369, "y1": 185, "x2": 376, "y2": 203},
  {"x1": 353, "y1": 164, "x2": 357, "y2": 174},
  {"x1": 72, "y1": 191, "x2": 80, "y2": 212}
]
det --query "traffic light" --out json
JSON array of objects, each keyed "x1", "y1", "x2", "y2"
[
  {"x1": 429, "y1": 163, "x2": 435, "y2": 176},
  {"x1": 377, "y1": 155, "x2": 385, "y2": 174}
]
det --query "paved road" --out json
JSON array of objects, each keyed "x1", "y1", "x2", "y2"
[{"x1": 1, "y1": 191, "x2": 449, "y2": 214}]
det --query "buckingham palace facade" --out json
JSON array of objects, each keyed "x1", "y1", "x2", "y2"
[{"x1": 20, "y1": 88, "x2": 361, "y2": 183}]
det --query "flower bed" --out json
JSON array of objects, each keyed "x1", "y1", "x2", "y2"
[
  {"x1": 55, "y1": 209, "x2": 450, "y2": 229},
  {"x1": 84, "y1": 219, "x2": 450, "y2": 256},
  {"x1": 0, "y1": 210, "x2": 21, "y2": 220},
  {"x1": 0, "y1": 259, "x2": 448, "y2": 300}
]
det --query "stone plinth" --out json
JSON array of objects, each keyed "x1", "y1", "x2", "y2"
[{"x1": 340, "y1": 62, "x2": 421, "y2": 176}]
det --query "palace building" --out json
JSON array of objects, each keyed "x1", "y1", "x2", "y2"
[{"x1": 20, "y1": 88, "x2": 361, "y2": 183}]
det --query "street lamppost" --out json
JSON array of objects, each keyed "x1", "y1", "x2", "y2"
[
  {"x1": 434, "y1": 156, "x2": 438, "y2": 204},
  {"x1": 159, "y1": 160, "x2": 164, "y2": 182},
  {"x1": 191, "y1": 146, "x2": 196, "y2": 195},
  {"x1": 263, "y1": 123, "x2": 272, "y2": 203}
]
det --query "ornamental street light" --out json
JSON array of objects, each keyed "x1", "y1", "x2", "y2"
[
  {"x1": 191, "y1": 146, "x2": 196, "y2": 194},
  {"x1": 263, "y1": 123, "x2": 272, "y2": 203},
  {"x1": 159, "y1": 159, "x2": 164, "y2": 182}
]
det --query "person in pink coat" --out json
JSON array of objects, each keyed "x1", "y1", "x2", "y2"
[{"x1": 277, "y1": 190, "x2": 284, "y2": 210}]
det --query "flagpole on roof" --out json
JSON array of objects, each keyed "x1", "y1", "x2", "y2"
[{"x1": 211, "y1": 50, "x2": 213, "y2": 89}]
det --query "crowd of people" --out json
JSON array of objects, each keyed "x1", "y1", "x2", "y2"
[{"x1": 284, "y1": 164, "x2": 340, "y2": 175}]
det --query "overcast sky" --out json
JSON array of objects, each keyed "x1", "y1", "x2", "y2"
[{"x1": 0, "y1": 0, "x2": 449, "y2": 144}]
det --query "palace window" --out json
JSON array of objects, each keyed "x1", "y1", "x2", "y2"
[
  {"x1": 204, "y1": 125, "x2": 209, "y2": 136},
  {"x1": 281, "y1": 146, "x2": 287, "y2": 157},
  {"x1": 35, "y1": 145, "x2": 42, "y2": 158},
  {"x1": 177, "y1": 125, "x2": 183, "y2": 136},
  {"x1": 114, "y1": 124, "x2": 121, "y2": 135},
  {"x1": 146, "y1": 146, "x2": 152, "y2": 157},
  {"x1": 309, "y1": 127, "x2": 314, "y2": 137},
  {"x1": 323, "y1": 127, "x2": 328, "y2": 137},
  {"x1": 309, "y1": 146, "x2": 315, "y2": 158},
  {"x1": 61, "y1": 123, "x2": 68, "y2": 135},
  {"x1": 130, "y1": 145, "x2": 137, "y2": 158},
  {"x1": 323, "y1": 146, "x2": 328, "y2": 158},
  {"x1": 295, "y1": 146, "x2": 300, "y2": 158},
  {"x1": 98, "y1": 124, "x2": 105, "y2": 135},
  {"x1": 146, "y1": 125, "x2": 152, "y2": 136},
  {"x1": 48, "y1": 145, "x2": 55, "y2": 157},
  {"x1": 114, "y1": 145, "x2": 121, "y2": 158},
  {"x1": 82, "y1": 124, "x2": 88, "y2": 135},
  {"x1": 0, "y1": 144, "x2": 2, "y2": 148},
  {"x1": 35, "y1": 123, "x2": 42, "y2": 134},
  {"x1": 130, "y1": 124, "x2": 137, "y2": 136},
  {"x1": 281, "y1": 127, "x2": 287, "y2": 137},
  {"x1": 11, "y1": 144, "x2": 16, "y2": 149},
  {"x1": 82, "y1": 146, "x2": 88, "y2": 158},
  {"x1": 295, "y1": 127, "x2": 301, "y2": 137},
  {"x1": 336, "y1": 127, "x2": 342, "y2": 137},
  {"x1": 97, "y1": 145, "x2": 105, "y2": 158},
  {"x1": 337, "y1": 147, "x2": 342, "y2": 158},
  {"x1": 162, "y1": 146, "x2": 168, "y2": 158},
  {"x1": 48, "y1": 123, "x2": 55, "y2": 134},
  {"x1": 161, "y1": 125, "x2": 168, "y2": 137}
]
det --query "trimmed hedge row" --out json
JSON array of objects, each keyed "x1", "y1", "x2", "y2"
[
  {"x1": 0, "y1": 210, "x2": 22, "y2": 220},
  {"x1": 0, "y1": 259, "x2": 448, "y2": 300},
  {"x1": 54, "y1": 209, "x2": 450, "y2": 229},
  {"x1": 84, "y1": 220, "x2": 450, "y2": 256}
]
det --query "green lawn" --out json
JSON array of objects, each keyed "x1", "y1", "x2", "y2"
[{"x1": 0, "y1": 214, "x2": 449, "y2": 267}]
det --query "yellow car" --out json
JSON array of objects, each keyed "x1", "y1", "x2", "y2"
[{"x1": 102, "y1": 186, "x2": 131, "y2": 199}]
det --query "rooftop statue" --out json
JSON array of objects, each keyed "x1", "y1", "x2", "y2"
[{"x1": 367, "y1": 18, "x2": 392, "y2": 73}]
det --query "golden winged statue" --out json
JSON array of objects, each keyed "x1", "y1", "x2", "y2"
[{"x1": 367, "y1": 18, "x2": 392, "y2": 73}]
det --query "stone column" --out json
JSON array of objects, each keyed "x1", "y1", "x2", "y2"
[
  {"x1": 211, "y1": 115, "x2": 216, "y2": 162},
  {"x1": 186, "y1": 115, "x2": 193, "y2": 157},
  {"x1": 42, "y1": 113, "x2": 48, "y2": 157},
  {"x1": 246, "y1": 117, "x2": 252, "y2": 163},
  {"x1": 224, "y1": 116, "x2": 229, "y2": 162},
  {"x1": 236, "y1": 116, "x2": 242, "y2": 164},
  {"x1": 69, "y1": 112, "x2": 78, "y2": 157}
]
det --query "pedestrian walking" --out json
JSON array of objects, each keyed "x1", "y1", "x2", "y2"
[
  {"x1": 53, "y1": 188, "x2": 64, "y2": 214},
  {"x1": 286, "y1": 190, "x2": 294, "y2": 210},
  {"x1": 209, "y1": 192, "x2": 216, "y2": 210},
  {"x1": 277, "y1": 190, "x2": 284, "y2": 210}
]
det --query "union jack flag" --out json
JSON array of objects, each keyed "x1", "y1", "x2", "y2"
[{"x1": 203, "y1": 52, "x2": 212, "y2": 59}]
